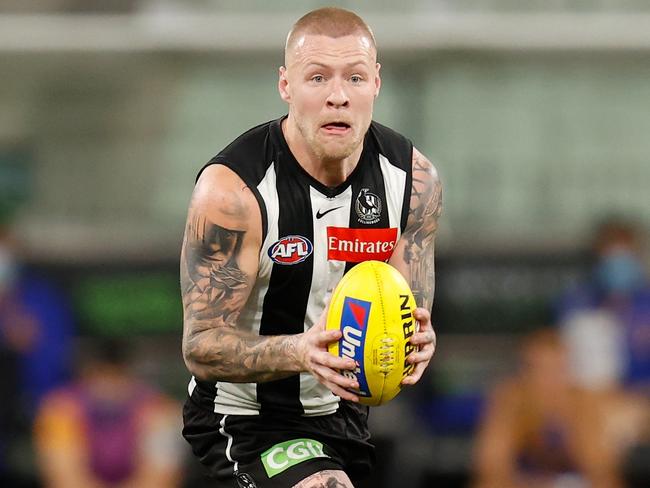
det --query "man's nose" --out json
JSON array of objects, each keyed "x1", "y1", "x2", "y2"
[{"x1": 326, "y1": 79, "x2": 350, "y2": 108}]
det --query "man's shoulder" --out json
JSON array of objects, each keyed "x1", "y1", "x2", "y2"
[
  {"x1": 368, "y1": 120, "x2": 414, "y2": 170},
  {"x1": 369, "y1": 120, "x2": 413, "y2": 146},
  {"x1": 213, "y1": 118, "x2": 279, "y2": 164},
  {"x1": 226, "y1": 118, "x2": 279, "y2": 148},
  {"x1": 196, "y1": 117, "x2": 281, "y2": 186}
]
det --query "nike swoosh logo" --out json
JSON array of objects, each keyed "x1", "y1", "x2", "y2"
[{"x1": 316, "y1": 206, "x2": 343, "y2": 219}]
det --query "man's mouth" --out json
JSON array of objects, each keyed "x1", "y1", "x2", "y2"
[{"x1": 321, "y1": 121, "x2": 351, "y2": 134}]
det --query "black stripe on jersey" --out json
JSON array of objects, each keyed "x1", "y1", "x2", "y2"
[
  {"x1": 344, "y1": 148, "x2": 391, "y2": 275},
  {"x1": 257, "y1": 155, "x2": 314, "y2": 415},
  {"x1": 401, "y1": 158, "x2": 413, "y2": 233}
]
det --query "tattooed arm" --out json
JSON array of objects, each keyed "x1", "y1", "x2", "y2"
[
  {"x1": 181, "y1": 165, "x2": 358, "y2": 398},
  {"x1": 389, "y1": 147, "x2": 442, "y2": 385}
]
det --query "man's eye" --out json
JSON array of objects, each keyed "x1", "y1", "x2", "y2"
[
  {"x1": 350, "y1": 75, "x2": 363, "y2": 83},
  {"x1": 312, "y1": 75, "x2": 325, "y2": 82}
]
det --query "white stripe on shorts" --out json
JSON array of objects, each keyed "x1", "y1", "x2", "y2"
[{"x1": 218, "y1": 414, "x2": 239, "y2": 474}]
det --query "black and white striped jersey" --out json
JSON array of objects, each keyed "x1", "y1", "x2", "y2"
[{"x1": 188, "y1": 116, "x2": 413, "y2": 417}]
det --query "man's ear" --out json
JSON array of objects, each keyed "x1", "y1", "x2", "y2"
[{"x1": 278, "y1": 66, "x2": 291, "y2": 103}]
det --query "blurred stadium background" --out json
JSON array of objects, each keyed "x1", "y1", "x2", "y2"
[{"x1": 0, "y1": 1, "x2": 649, "y2": 487}]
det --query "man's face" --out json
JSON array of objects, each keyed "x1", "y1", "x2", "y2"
[{"x1": 279, "y1": 33, "x2": 381, "y2": 163}]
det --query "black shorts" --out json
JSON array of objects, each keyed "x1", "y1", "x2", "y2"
[{"x1": 182, "y1": 397, "x2": 375, "y2": 487}]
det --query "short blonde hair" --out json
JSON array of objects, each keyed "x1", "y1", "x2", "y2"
[{"x1": 285, "y1": 7, "x2": 377, "y2": 64}]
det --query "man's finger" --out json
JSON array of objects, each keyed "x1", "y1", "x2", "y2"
[
  {"x1": 316, "y1": 351, "x2": 356, "y2": 371},
  {"x1": 329, "y1": 383, "x2": 359, "y2": 403},
  {"x1": 409, "y1": 330, "x2": 436, "y2": 347},
  {"x1": 406, "y1": 349, "x2": 433, "y2": 364},
  {"x1": 313, "y1": 368, "x2": 360, "y2": 402},
  {"x1": 314, "y1": 328, "x2": 341, "y2": 346},
  {"x1": 412, "y1": 307, "x2": 431, "y2": 322},
  {"x1": 401, "y1": 361, "x2": 427, "y2": 386}
]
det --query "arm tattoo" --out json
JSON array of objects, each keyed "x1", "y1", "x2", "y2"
[
  {"x1": 182, "y1": 215, "x2": 248, "y2": 325},
  {"x1": 403, "y1": 151, "x2": 442, "y2": 310},
  {"x1": 292, "y1": 470, "x2": 353, "y2": 488},
  {"x1": 181, "y1": 199, "x2": 301, "y2": 383}
]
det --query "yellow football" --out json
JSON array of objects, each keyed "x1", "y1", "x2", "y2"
[{"x1": 326, "y1": 260, "x2": 418, "y2": 406}]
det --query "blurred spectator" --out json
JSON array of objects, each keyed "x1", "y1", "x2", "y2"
[
  {"x1": 556, "y1": 218, "x2": 650, "y2": 393},
  {"x1": 472, "y1": 329, "x2": 633, "y2": 488},
  {"x1": 33, "y1": 339, "x2": 183, "y2": 488},
  {"x1": 0, "y1": 222, "x2": 74, "y2": 483}
]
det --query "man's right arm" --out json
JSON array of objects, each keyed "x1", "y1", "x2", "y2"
[
  {"x1": 180, "y1": 165, "x2": 358, "y2": 399},
  {"x1": 181, "y1": 164, "x2": 301, "y2": 383}
]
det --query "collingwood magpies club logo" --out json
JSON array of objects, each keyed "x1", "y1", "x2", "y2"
[{"x1": 355, "y1": 188, "x2": 382, "y2": 224}]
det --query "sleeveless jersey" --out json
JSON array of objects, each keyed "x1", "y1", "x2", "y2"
[{"x1": 188, "y1": 116, "x2": 413, "y2": 417}]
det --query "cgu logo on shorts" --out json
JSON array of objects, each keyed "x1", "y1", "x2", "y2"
[
  {"x1": 327, "y1": 227, "x2": 398, "y2": 263},
  {"x1": 261, "y1": 438, "x2": 329, "y2": 478},
  {"x1": 267, "y1": 235, "x2": 313, "y2": 265}
]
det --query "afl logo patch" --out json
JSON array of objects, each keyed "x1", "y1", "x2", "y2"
[
  {"x1": 268, "y1": 235, "x2": 313, "y2": 265},
  {"x1": 355, "y1": 188, "x2": 382, "y2": 224}
]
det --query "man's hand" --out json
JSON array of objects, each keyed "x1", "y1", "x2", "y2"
[
  {"x1": 402, "y1": 307, "x2": 436, "y2": 386},
  {"x1": 297, "y1": 310, "x2": 360, "y2": 402}
]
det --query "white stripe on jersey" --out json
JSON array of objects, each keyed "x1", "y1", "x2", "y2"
[
  {"x1": 298, "y1": 186, "x2": 354, "y2": 416},
  {"x1": 379, "y1": 154, "x2": 407, "y2": 232},
  {"x1": 257, "y1": 162, "x2": 280, "y2": 280},
  {"x1": 212, "y1": 162, "x2": 279, "y2": 415}
]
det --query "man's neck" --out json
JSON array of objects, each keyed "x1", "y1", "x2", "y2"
[{"x1": 282, "y1": 117, "x2": 363, "y2": 187}]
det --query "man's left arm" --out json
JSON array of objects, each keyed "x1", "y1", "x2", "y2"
[{"x1": 388, "y1": 147, "x2": 442, "y2": 385}]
